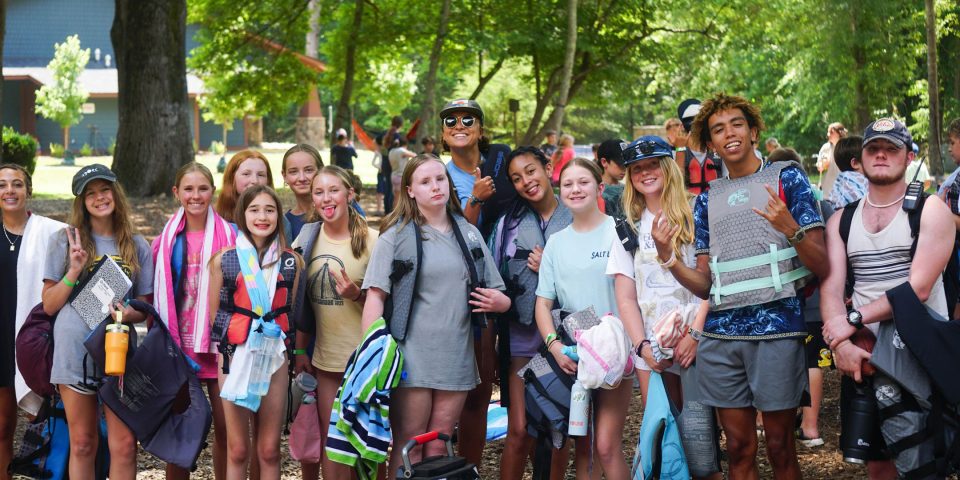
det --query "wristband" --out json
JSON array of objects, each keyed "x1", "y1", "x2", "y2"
[
  {"x1": 62, "y1": 275, "x2": 78, "y2": 287},
  {"x1": 657, "y1": 251, "x2": 677, "y2": 269},
  {"x1": 636, "y1": 339, "x2": 651, "y2": 357},
  {"x1": 688, "y1": 328, "x2": 703, "y2": 342},
  {"x1": 469, "y1": 195, "x2": 485, "y2": 206},
  {"x1": 545, "y1": 333, "x2": 557, "y2": 346},
  {"x1": 292, "y1": 349, "x2": 307, "y2": 356},
  {"x1": 351, "y1": 290, "x2": 363, "y2": 302}
]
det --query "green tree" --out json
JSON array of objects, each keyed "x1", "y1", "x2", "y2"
[{"x1": 35, "y1": 34, "x2": 90, "y2": 151}]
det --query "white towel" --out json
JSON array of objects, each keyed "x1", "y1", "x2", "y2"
[{"x1": 15, "y1": 215, "x2": 66, "y2": 415}]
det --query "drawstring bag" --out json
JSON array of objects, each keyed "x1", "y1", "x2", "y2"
[
  {"x1": 83, "y1": 300, "x2": 212, "y2": 470},
  {"x1": 289, "y1": 393, "x2": 322, "y2": 463}
]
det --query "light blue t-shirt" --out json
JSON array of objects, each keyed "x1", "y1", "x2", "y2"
[
  {"x1": 447, "y1": 162, "x2": 476, "y2": 210},
  {"x1": 939, "y1": 168, "x2": 960, "y2": 196},
  {"x1": 536, "y1": 215, "x2": 619, "y2": 317}
]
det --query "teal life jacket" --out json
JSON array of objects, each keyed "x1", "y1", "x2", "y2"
[{"x1": 631, "y1": 371, "x2": 690, "y2": 480}]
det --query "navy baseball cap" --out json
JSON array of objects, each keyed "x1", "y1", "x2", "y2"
[
  {"x1": 621, "y1": 136, "x2": 674, "y2": 166},
  {"x1": 863, "y1": 117, "x2": 912, "y2": 149},
  {"x1": 677, "y1": 98, "x2": 702, "y2": 132},
  {"x1": 72, "y1": 163, "x2": 117, "y2": 196},
  {"x1": 439, "y1": 99, "x2": 484, "y2": 125}
]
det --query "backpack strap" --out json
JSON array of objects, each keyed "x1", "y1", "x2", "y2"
[
  {"x1": 839, "y1": 199, "x2": 861, "y2": 296},
  {"x1": 907, "y1": 192, "x2": 929, "y2": 258},
  {"x1": 450, "y1": 217, "x2": 486, "y2": 329}
]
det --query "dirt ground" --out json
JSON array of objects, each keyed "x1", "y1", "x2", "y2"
[{"x1": 17, "y1": 191, "x2": 880, "y2": 479}]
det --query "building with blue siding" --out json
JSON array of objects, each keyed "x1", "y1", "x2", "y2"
[{"x1": 2, "y1": 0, "x2": 247, "y2": 153}]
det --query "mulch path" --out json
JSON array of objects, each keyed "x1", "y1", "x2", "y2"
[{"x1": 17, "y1": 191, "x2": 880, "y2": 479}]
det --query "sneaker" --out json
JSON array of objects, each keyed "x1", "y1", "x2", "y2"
[{"x1": 796, "y1": 430, "x2": 824, "y2": 447}]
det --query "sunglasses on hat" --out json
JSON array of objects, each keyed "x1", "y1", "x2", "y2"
[{"x1": 443, "y1": 115, "x2": 477, "y2": 129}]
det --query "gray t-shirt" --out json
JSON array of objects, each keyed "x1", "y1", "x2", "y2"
[
  {"x1": 363, "y1": 222, "x2": 504, "y2": 390},
  {"x1": 45, "y1": 231, "x2": 153, "y2": 386}
]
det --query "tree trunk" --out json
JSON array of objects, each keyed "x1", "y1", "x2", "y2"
[
  {"x1": 306, "y1": 0, "x2": 320, "y2": 58},
  {"x1": 543, "y1": 0, "x2": 578, "y2": 134},
  {"x1": 111, "y1": 0, "x2": 193, "y2": 197},
  {"x1": 849, "y1": 1, "x2": 870, "y2": 133},
  {"x1": 924, "y1": 0, "x2": 943, "y2": 176},
  {"x1": 333, "y1": 0, "x2": 364, "y2": 137},
  {"x1": 416, "y1": 0, "x2": 451, "y2": 141},
  {"x1": 63, "y1": 126, "x2": 69, "y2": 152},
  {"x1": 469, "y1": 57, "x2": 504, "y2": 100}
]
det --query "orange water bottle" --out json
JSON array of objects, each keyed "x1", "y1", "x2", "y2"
[{"x1": 104, "y1": 310, "x2": 129, "y2": 376}]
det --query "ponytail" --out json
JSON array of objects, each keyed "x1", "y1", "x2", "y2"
[{"x1": 347, "y1": 204, "x2": 369, "y2": 259}]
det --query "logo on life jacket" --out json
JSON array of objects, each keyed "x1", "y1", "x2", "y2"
[{"x1": 727, "y1": 188, "x2": 750, "y2": 207}]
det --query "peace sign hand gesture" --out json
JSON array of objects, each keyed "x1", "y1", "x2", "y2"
[
  {"x1": 752, "y1": 184, "x2": 800, "y2": 238},
  {"x1": 651, "y1": 210, "x2": 680, "y2": 262},
  {"x1": 66, "y1": 227, "x2": 88, "y2": 276},
  {"x1": 333, "y1": 268, "x2": 361, "y2": 303}
]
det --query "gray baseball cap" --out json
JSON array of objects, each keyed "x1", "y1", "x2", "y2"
[{"x1": 72, "y1": 163, "x2": 117, "y2": 196}]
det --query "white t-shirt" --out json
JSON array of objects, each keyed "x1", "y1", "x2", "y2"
[{"x1": 605, "y1": 209, "x2": 700, "y2": 343}]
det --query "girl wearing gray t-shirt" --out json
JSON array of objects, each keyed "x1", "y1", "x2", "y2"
[
  {"x1": 361, "y1": 154, "x2": 510, "y2": 477},
  {"x1": 42, "y1": 165, "x2": 153, "y2": 480}
]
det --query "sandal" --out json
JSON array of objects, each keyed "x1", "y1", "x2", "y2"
[{"x1": 796, "y1": 429, "x2": 824, "y2": 447}]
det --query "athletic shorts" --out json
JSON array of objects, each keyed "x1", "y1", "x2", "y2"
[
  {"x1": 697, "y1": 336, "x2": 807, "y2": 411},
  {"x1": 804, "y1": 321, "x2": 834, "y2": 369}
]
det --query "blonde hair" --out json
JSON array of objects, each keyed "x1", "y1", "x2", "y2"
[
  {"x1": 558, "y1": 134, "x2": 575, "y2": 148},
  {"x1": 621, "y1": 155, "x2": 694, "y2": 260},
  {"x1": 310, "y1": 165, "x2": 370, "y2": 259},
  {"x1": 69, "y1": 180, "x2": 141, "y2": 275},
  {"x1": 381, "y1": 154, "x2": 463, "y2": 233},
  {"x1": 175, "y1": 162, "x2": 215, "y2": 190},
  {"x1": 215, "y1": 150, "x2": 275, "y2": 223}
]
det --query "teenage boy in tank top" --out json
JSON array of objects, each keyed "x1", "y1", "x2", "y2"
[{"x1": 821, "y1": 118, "x2": 954, "y2": 479}]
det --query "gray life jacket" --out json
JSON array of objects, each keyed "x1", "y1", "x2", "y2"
[
  {"x1": 498, "y1": 201, "x2": 573, "y2": 325},
  {"x1": 385, "y1": 214, "x2": 487, "y2": 341},
  {"x1": 706, "y1": 160, "x2": 812, "y2": 310}
]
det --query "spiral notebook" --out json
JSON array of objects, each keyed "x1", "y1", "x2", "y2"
[{"x1": 69, "y1": 255, "x2": 133, "y2": 330}]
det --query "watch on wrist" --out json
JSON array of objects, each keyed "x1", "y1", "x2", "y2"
[
  {"x1": 846, "y1": 309, "x2": 864, "y2": 330},
  {"x1": 788, "y1": 227, "x2": 806, "y2": 246},
  {"x1": 688, "y1": 328, "x2": 703, "y2": 342}
]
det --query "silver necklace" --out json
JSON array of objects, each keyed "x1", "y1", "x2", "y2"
[
  {"x1": 865, "y1": 193, "x2": 905, "y2": 209},
  {"x1": 2, "y1": 224, "x2": 20, "y2": 252}
]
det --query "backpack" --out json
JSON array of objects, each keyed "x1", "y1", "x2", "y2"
[
  {"x1": 84, "y1": 299, "x2": 213, "y2": 471},
  {"x1": 839, "y1": 194, "x2": 960, "y2": 319},
  {"x1": 631, "y1": 372, "x2": 690, "y2": 480},
  {"x1": 15, "y1": 304, "x2": 57, "y2": 398},
  {"x1": 8, "y1": 395, "x2": 110, "y2": 480}
]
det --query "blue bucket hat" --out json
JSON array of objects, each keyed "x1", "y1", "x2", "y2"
[{"x1": 621, "y1": 136, "x2": 674, "y2": 166}]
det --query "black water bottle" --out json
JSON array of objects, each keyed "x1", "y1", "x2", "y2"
[{"x1": 841, "y1": 381, "x2": 878, "y2": 465}]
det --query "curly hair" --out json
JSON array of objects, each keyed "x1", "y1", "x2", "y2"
[{"x1": 689, "y1": 93, "x2": 765, "y2": 152}]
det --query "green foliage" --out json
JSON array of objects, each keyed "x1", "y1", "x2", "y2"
[
  {"x1": 79, "y1": 143, "x2": 93, "y2": 157},
  {"x1": 34, "y1": 35, "x2": 90, "y2": 130},
  {"x1": 49, "y1": 143, "x2": 65, "y2": 158},
  {"x1": 108, "y1": 140, "x2": 116, "y2": 156},
  {"x1": 209, "y1": 140, "x2": 226, "y2": 155},
  {"x1": 2, "y1": 127, "x2": 39, "y2": 175},
  {"x1": 188, "y1": 0, "x2": 316, "y2": 120}
]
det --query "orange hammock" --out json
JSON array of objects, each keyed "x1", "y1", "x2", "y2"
[{"x1": 351, "y1": 119, "x2": 379, "y2": 152}]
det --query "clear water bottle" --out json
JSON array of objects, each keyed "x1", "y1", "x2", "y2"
[
  {"x1": 568, "y1": 380, "x2": 590, "y2": 436},
  {"x1": 248, "y1": 322, "x2": 282, "y2": 396}
]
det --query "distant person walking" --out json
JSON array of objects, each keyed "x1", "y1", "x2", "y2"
[{"x1": 330, "y1": 128, "x2": 358, "y2": 171}]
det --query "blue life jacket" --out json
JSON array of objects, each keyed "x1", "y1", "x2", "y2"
[{"x1": 631, "y1": 372, "x2": 689, "y2": 480}]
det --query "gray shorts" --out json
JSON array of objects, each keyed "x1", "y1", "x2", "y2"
[{"x1": 697, "y1": 336, "x2": 807, "y2": 411}]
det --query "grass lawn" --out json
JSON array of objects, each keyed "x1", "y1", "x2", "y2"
[{"x1": 31, "y1": 146, "x2": 385, "y2": 198}]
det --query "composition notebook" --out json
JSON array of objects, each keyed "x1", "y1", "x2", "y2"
[{"x1": 69, "y1": 255, "x2": 133, "y2": 330}]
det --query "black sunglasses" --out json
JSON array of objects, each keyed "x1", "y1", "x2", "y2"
[{"x1": 443, "y1": 115, "x2": 477, "y2": 129}]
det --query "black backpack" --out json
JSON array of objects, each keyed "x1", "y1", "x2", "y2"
[{"x1": 839, "y1": 193, "x2": 960, "y2": 320}]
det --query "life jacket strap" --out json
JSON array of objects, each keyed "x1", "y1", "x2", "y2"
[{"x1": 709, "y1": 244, "x2": 811, "y2": 305}]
